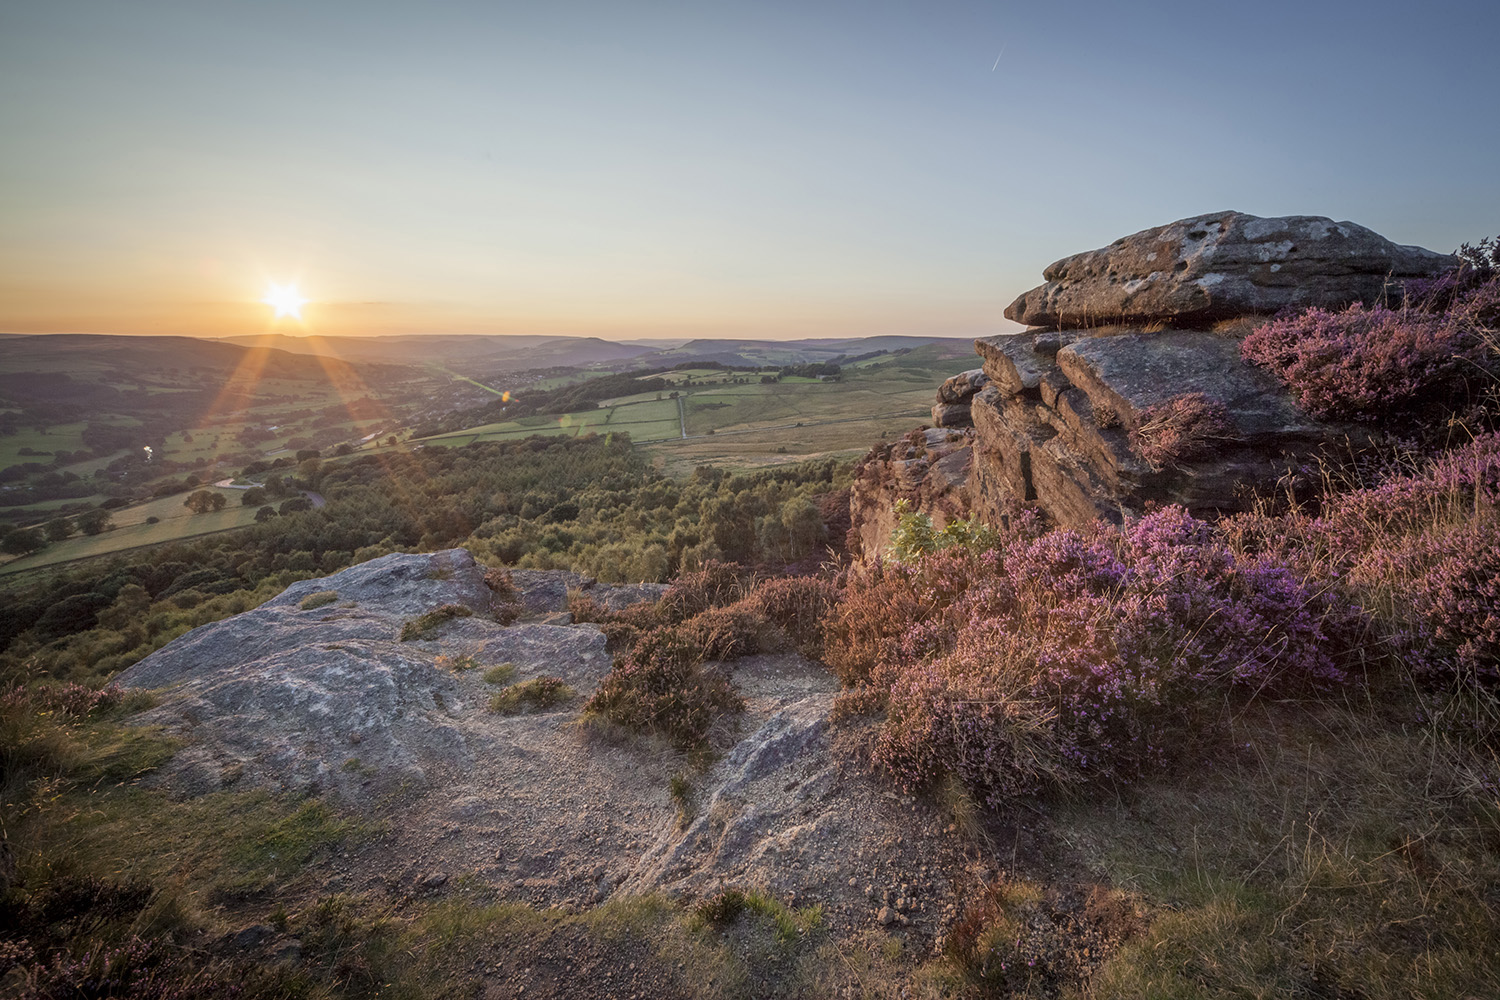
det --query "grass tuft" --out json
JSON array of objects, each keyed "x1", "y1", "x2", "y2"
[
  {"x1": 299, "y1": 589, "x2": 338, "y2": 610},
  {"x1": 398, "y1": 603, "x2": 472, "y2": 641},
  {"x1": 488, "y1": 676, "x2": 574, "y2": 714}
]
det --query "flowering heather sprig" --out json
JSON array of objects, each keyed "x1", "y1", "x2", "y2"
[
  {"x1": 1130, "y1": 393, "x2": 1237, "y2": 470},
  {"x1": 20, "y1": 682, "x2": 126, "y2": 716}
]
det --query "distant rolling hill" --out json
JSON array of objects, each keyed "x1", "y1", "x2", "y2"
[
  {"x1": 0, "y1": 333, "x2": 382, "y2": 384},
  {"x1": 218, "y1": 333, "x2": 652, "y2": 369},
  {"x1": 629, "y1": 335, "x2": 977, "y2": 367}
]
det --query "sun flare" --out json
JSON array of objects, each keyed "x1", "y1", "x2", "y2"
[{"x1": 262, "y1": 282, "x2": 308, "y2": 320}]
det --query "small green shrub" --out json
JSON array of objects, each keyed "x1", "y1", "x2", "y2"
[
  {"x1": 489, "y1": 677, "x2": 574, "y2": 714},
  {"x1": 299, "y1": 590, "x2": 338, "y2": 610},
  {"x1": 399, "y1": 603, "x2": 472, "y2": 641}
]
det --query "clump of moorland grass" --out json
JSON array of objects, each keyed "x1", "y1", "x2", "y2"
[
  {"x1": 398, "y1": 603, "x2": 472, "y2": 641},
  {"x1": 669, "y1": 772, "x2": 696, "y2": 828},
  {"x1": 1130, "y1": 392, "x2": 1238, "y2": 470},
  {"x1": 828, "y1": 504, "x2": 1359, "y2": 801},
  {"x1": 691, "y1": 887, "x2": 823, "y2": 944},
  {"x1": 299, "y1": 589, "x2": 338, "y2": 610},
  {"x1": 489, "y1": 676, "x2": 574, "y2": 714},
  {"x1": 941, "y1": 881, "x2": 1144, "y2": 995}
]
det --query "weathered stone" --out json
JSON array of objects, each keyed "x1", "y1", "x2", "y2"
[
  {"x1": 1055, "y1": 331, "x2": 1323, "y2": 443},
  {"x1": 848, "y1": 430, "x2": 974, "y2": 559},
  {"x1": 1041, "y1": 389, "x2": 1147, "y2": 488},
  {"x1": 975, "y1": 333, "x2": 1060, "y2": 398},
  {"x1": 117, "y1": 551, "x2": 617, "y2": 801},
  {"x1": 936, "y1": 368, "x2": 990, "y2": 403},
  {"x1": 1030, "y1": 437, "x2": 1128, "y2": 526},
  {"x1": 970, "y1": 387, "x2": 1041, "y2": 505},
  {"x1": 1005, "y1": 212, "x2": 1456, "y2": 328},
  {"x1": 930, "y1": 401, "x2": 972, "y2": 427}
]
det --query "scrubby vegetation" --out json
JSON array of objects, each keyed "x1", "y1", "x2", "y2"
[
  {"x1": 577, "y1": 562, "x2": 838, "y2": 747},
  {"x1": 398, "y1": 603, "x2": 473, "y2": 641},
  {"x1": 488, "y1": 676, "x2": 574, "y2": 714},
  {"x1": 0, "y1": 435, "x2": 846, "y2": 692}
]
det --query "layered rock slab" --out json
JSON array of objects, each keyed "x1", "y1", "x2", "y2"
[{"x1": 1005, "y1": 211, "x2": 1456, "y2": 328}]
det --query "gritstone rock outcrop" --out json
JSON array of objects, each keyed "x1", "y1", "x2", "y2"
[
  {"x1": 1004, "y1": 211, "x2": 1455, "y2": 329},
  {"x1": 852, "y1": 212, "x2": 1457, "y2": 541},
  {"x1": 116, "y1": 550, "x2": 995, "y2": 938}
]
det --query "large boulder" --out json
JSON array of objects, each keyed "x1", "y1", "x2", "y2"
[
  {"x1": 849, "y1": 212, "x2": 1453, "y2": 531},
  {"x1": 1005, "y1": 212, "x2": 1456, "y2": 329}
]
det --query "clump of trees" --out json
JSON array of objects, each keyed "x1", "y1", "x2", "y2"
[{"x1": 0, "y1": 433, "x2": 849, "y2": 691}]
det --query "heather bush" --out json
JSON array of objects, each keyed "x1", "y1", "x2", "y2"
[
  {"x1": 654, "y1": 560, "x2": 747, "y2": 623},
  {"x1": 1240, "y1": 300, "x2": 1491, "y2": 422},
  {"x1": 823, "y1": 547, "x2": 986, "y2": 689},
  {"x1": 674, "y1": 603, "x2": 787, "y2": 661},
  {"x1": 583, "y1": 626, "x2": 743, "y2": 748},
  {"x1": 1129, "y1": 392, "x2": 1237, "y2": 469},
  {"x1": 743, "y1": 576, "x2": 840, "y2": 658},
  {"x1": 839, "y1": 506, "x2": 1355, "y2": 801},
  {"x1": 34, "y1": 681, "x2": 126, "y2": 717},
  {"x1": 1224, "y1": 434, "x2": 1500, "y2": 687}
]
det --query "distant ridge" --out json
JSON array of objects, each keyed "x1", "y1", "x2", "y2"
[{"x1": 218, "y1": 333, "x2": 651, "y2": 368}]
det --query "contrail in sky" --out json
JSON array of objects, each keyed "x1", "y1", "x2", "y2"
[{"x1": 991, "y1": 41, "x2": 1007, "y2": 71}]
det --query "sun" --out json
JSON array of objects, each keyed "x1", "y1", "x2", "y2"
[{"x1": 262, "y1": 282, "x2": 308, "y2": 320}]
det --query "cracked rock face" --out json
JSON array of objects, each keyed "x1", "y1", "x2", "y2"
[
  {"x1": 118, "y1": 550, "x2": 620, "y2": 801},
  {"x1": 1004, "y1": 211, "x2": 1455, "y2": 329}
]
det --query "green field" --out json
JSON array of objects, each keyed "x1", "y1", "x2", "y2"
[
  {"x1": 419, "y1": 396, "x2": 683, "y2": 447},
  {"x1": 418, "y1": 344, "x2": 977, "y2": 472},
  {"x1": 0, "y1": 486, "x2": 261, "y2": 576}
]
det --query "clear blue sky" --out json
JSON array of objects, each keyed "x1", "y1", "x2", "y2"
[{"x1": 2, "y1": 0, "x2": 1495, "y2": 339}]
